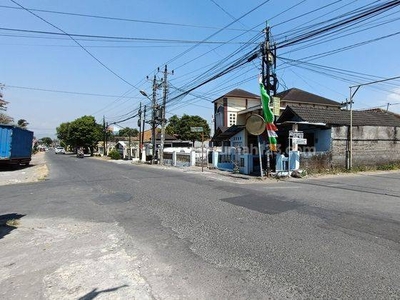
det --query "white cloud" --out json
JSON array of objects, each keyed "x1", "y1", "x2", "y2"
[
  {"x1": 387, "y1": 88, "x2": 400, "y2": 101},
  {"x1": 386, "y1": 88, "x2": 400, "y2": 114}
]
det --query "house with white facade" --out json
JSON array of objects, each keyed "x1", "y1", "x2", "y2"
[
  {"x1": 211, "y1": 87, "x2": 400, "y2": 174},
  {"x1": 211, "y1": 87, "x2": 344, "y2": 174}
]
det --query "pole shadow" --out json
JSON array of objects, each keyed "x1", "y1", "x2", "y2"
[
  {"x1": 0, "y1": 213, "x2": 25, "y2": 239},
  {"x1": 78, "y1": 284, "x2": 129, "y2": 300}
]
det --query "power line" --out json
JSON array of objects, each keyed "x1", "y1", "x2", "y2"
[
  {"x1": 108, "y1": 111, "x2": 140, "y2": 125},
  {"x1": 0, "y1": 4, "x2": 254, "y2": 32},
  {"x1": 272, "y1": 0, "x2": 344, "y2": 29},
  {"x1": 166, "y1": 45, "x2": 259, "y2": 107},
  {"x1": 279, "y1": 57, "x2": 400, "y2": 96},
  {"x1": 0, "y1": 27, "x2": 257, "y2": 45},
  {"x1": 122, "y1": 1, "x2": 400, "y2": 121},
  {"x1": 276, "y1": 0, "x2": 400, "y2": 49},
  {"x1": 164, "y1": 0, "x2": 270, "y2": 66},
  {"x1": 284, "y1": 29, "x2": 400, "y2": 62},
  {"x1": 268, "y1": 0, "x2": 307, "y2": 23},
  {"x1": 4, "y1": 84, "x2": 138, "y2": 98},
  {"x1": 279, "y1": 11, "x2": 400, "y2": 56},
  {"x1": 10, "y1": 0, "x2": 140, "y2": 91}
]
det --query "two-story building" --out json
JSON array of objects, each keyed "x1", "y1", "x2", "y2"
[{"x1": 211, "y1": 87, "x2": 400, "y2": 174}]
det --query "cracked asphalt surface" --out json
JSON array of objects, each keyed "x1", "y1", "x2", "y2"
[{"x1": 1, "y1": 152, "x2": 400, "y2": 299}]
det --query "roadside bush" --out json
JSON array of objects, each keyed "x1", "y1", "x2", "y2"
[
  {"x1": 377, "y1": 163, "x2": 398, "y2": 171},
  {"x1": 108, "y1": 149, "x2": 121, "y2": 160}
]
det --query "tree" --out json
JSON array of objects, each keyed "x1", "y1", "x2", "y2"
[
  {"x1": 40, "y1": 137, "x2": 53, "y2": 146},
  {"x1": 0, "y1": 84, "x2": 7, "y2": 112},
  {"x1": 0, "y1": 113, "x2": 13, "y2": 124},
  {"x1": 166, "y1": 114, "x2": 210, "y2": 146},
  {"x1": 117, "y1": 127, "x2": 138, "y2": 138},
  {"x1": 56, "y1": 116, "x2": 102, "y2": 155},
  {"x1": 56, "y1": 122, "x2": 71, "y2": 144},
  {"x1": 166, "y1": 115, "x2": 180, "y2": 137},
  {"x1": 0, "y1": 87, "x2": 12, "y2": 124},
  {"x1": 17, "y1": 119, "x2": 29, "y2": 129}
]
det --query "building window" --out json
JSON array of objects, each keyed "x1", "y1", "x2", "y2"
[{"x1": 229, "y1": 113, "x2": 236, "y2": 126}]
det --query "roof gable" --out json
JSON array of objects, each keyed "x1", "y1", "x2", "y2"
[
  {"x1": 155, "y1": 132, "x2": 177, "y2": 140},
  {"x1": 276, "y1": 88, "x2": 341, "y2": 107},
  {"x1": 213, "y1": 89, "x2": 259, "y2": 103},
  {"x1": 277, "y1": 106, "x2": 400, "y2": 127},
  {"x1": 212, "y1": 125, "x2": 245, "y2": 141}
]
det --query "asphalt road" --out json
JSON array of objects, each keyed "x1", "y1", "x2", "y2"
[{"x1": 1, "y1": 152, "x2": 400, "y2": 299}]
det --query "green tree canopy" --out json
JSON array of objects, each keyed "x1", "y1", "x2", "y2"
[
  {"x1": 40, "y1": 137, "x2": 53, "y2": 146},
  {"x1": 117, "y1": 127, "x2": 138, "y2": 137},
  {"x1": 56, "y1": 122, "x2": 71, "y2": 144},
  {"x1": 165, "y1": 115, "x2": 180, "y2": 136},
  {"x1": 166, "y1": 114, "x2": 210, "y2": 145},
  {"x1": 56, "y1": 116, "x2": 103, "y2": 154},
  {"x1": 17, "y1": 119, "x2": 29, "y2": 129},
  {"x1": 0, "y1": 87, "x2": 13, "y2": 124},
  {"x1": 0, "y1": 113, "x2": 13, "y2": 124}
]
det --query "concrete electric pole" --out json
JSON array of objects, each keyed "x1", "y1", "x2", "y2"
[
  {"x1": 160, "y1": 65, "x2": 173, "y2": 165},
  {"x1": 261, "y1": 24, "x2": 278, "y2": 177},
  {"x1": 151, "y1": 75, "x2": 157, "y2": 164}
]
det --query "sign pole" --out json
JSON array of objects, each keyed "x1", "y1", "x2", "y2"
[
  {"x1": 190, "y1": 126, "x2": 204, "y2": 172},
  {"x1": 258, "y1": 135, "x2": 264, "y2": 178},
  {"x1": 201, "y1": 132, "x2": 204, "y2": 172}
]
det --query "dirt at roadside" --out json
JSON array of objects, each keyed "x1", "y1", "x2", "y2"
[{"x1": 0, "y1": 152, "x2": 48, "y2": 186}]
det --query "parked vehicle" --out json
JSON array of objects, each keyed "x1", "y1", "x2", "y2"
[
  {"x1": 0, "y1": 124, "x2": 34, "y2": 166},
  {"x1": 76, "y1": 148, "x2": 84, "y2": 158},
  {"x1": 55, "y1": 146, "x2": 66, "y2": 154}
]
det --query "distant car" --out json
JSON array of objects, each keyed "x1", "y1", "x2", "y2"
[{"x1": 55, "y1": 146, "x2": 65, "y2": 154}]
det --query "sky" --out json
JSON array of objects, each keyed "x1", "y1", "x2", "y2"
[{"x1": 1, "y1": 0, "x2": 400, "y2": 138}]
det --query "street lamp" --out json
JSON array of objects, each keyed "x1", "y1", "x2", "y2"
[
  {"x1": 347, "y1": 75, "x2": 400, "y2": 170},
  {"x1": 140, "y1": 82, "x2": 157, "y2": 164},
  {"x1": 140, "y1": 90, "x2": 150, "y2": 99}
]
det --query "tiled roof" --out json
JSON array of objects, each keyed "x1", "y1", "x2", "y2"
[
  {"x1": 212, "y1": 125, "x2": 245, "y2": 141},
  {"x1": 276, "y1": 88, "x2": 341, "y2": 107},
  {"x1": 155, "y1": 132, "x2": 176, "y2": 140},
  {"x1": 277, "y1": 106, "x2": 400, "y2": 127},
  {"x1": 212, "y1": 89, "x2": 259, "y2": 102}
]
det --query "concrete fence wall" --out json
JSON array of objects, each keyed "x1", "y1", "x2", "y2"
[{"x1": 331, "y1": 125, "x2": 400, "y2": 167}]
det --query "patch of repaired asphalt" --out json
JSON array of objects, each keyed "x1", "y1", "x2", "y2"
[
  {"x1": 221, "y1": 194, "x2": 301, "y2": 215},
  {"x1": 0, "y1": 217, "x2": 153, "y2": 299}
]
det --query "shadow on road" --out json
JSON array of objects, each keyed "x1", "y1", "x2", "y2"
[
  {"x1": 78, "y1": 284, "x2": 129, "y2": 300},
  {"x1": 0, "y1": 164, "x2": 35, "y2": 172},
  {"x1": 0, "y1": 213, "x2": 25, "y2": 239}
]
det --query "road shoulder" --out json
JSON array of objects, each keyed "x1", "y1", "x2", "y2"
[{"x1": 0, "y1": 152, "x2": 48, "y2": 186}]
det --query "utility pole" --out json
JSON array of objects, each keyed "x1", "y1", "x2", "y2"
[
  {"x1": 160, "y1": 66, "x2": 167, "y2": 166},
  {"x1": 102, "y1": 116, "x2": 108, "y2": 156},
  {"x1": 261, "y1": 23, "x2": 277, "y2": 177},
  {"x1": 140, "y1": 105, "x2": 146, "y2": 161},
  {"x1": 128, "y1": 130, "x2": 131, "y2": 160},
  {"x1": 138, "y1": 102, "x2": 142, "y2": 159},
  {"x1": 142, "y1": 105, "x2": 146, "y2": 156},
  {"x1": 151, "y1": 75, "x2": 157, "y2": 164},
  {"x1": 346, "y1": 75, "x2": 400, "y2": 170},
  {"x1": 160, "y1": 65, "x2": 173, "y2": 165}
]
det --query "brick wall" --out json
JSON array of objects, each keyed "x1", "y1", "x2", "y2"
[{"x1": 331, "y1": 125, "x2": 400, "y2": 167}]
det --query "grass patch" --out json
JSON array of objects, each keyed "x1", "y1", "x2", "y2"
[
  {"x1": 376, "y1": 163, "x2": 399, "y2": 171},
  {"x1": 305, "y1": 162, "x2": 400, "y2": 176}
]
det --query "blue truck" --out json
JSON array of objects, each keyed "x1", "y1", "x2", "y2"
[{"x1": 0, "y1": 124, "x2": 34, "y2": 166}]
